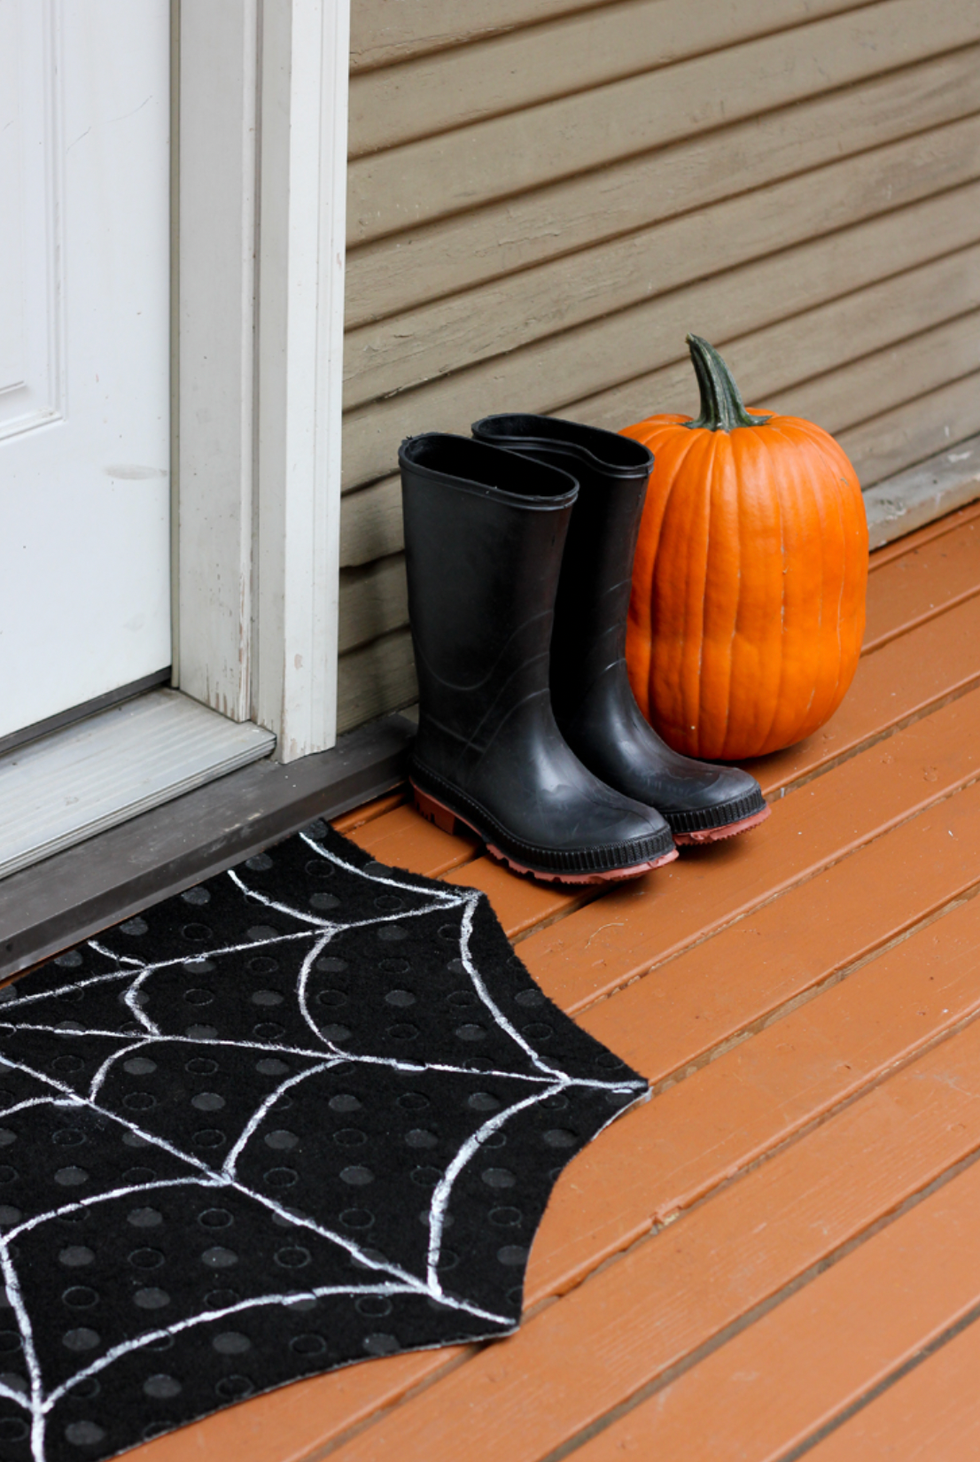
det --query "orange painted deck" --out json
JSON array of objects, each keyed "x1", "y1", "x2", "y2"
[{"x1": 138, "y1": 503, "x2": 980, "y2": 1461}]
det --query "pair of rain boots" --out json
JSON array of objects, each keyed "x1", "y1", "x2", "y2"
[{"x1": 398, "y1": 415, "x2": 769, "y2": 884}]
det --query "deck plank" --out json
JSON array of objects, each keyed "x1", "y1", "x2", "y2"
[
  {"x1": 803, "y1": 1313, "x2": 980, "y2": 1461},
  {"x1": 530, "y1": 845, "x2": 980, "y2": 1300},
  {"x1": 579, "y1": 776, "x2": 980, "y2": 1084},
  {"x1": 346, "y1": 802, "x2": 478, "y2": 874},
  {"x1": 570, "y1": 1154, "x2": 980, "y2": 1462},
  {"x1": 862, "y1": 511, "x2": 980, "y2": 652},
  {"x1": 750, "y1": 588, "x2": 980, "y2": 795},
  {"x1": 445, "y1": 855, "x2": 589, "y2": 938},
  {"x1": 165, "y1": 772, "x2": 980, "y2": 1462},
  {"x1": 864, "y1": 498, "x2": 980, "y2": 567},
  {"x1": 521, "y1": 682, "x2": 980, "y2": 1014},
  {"x1": 154, "y1": 730, "x2": 980, "y2": 1461},
  {"x1": 322, "y1": 1017, "x2": 980, "y2": 1462},
  {"x1": 333, "y1": 792, "x2": 404, "y2": 833},
  {"x1": 130, "y1": 1349, "x2": 462, "y2": 1462}
]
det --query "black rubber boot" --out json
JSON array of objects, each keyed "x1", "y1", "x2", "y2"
[
  {"x1": 398, "y1": 434, "x2": 677, "y2": 882},
  {"x1": 470, "y1": 415, "x2": 769, "y2": 844}
]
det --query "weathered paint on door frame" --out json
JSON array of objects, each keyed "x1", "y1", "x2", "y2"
[{"x1": 176, "y1": 0, "x2": 350, "y2": 762}]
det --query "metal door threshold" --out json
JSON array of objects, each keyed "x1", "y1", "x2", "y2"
[{"x1": 0, "y1": 689, "x2": 275, "y2": 880}]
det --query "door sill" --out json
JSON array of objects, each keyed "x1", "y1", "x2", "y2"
[
  {"x1": 0, "y1": 668, "x2": 173, "y2": 757},
  {"x1": 0, "y1": 688, "x2": 275, "y2": 881},
  {"x1": 0, "y1": 711, "x2": 413, "y2": 981}
]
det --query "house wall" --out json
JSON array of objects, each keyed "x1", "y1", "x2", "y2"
[{"x1": 337, "y1": 0, "x2": 980, "y2": 732}]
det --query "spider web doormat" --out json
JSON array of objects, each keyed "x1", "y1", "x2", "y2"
[{"x1": 0, "y1": 821, "x2": 647, "y2": 1462}]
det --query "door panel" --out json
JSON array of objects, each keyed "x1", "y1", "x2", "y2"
[{"x1": 0, "y1": 0, "x2": 171, "y2": 739}]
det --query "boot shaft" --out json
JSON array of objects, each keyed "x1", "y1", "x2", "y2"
[
  {"x1": 399, "y1": 433, "x2": 578, "y2": 745},
  {"x1": 470, "y1": 415, "x2": 654, "y2": 714}
]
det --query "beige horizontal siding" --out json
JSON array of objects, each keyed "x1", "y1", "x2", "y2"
[
  {"x1": 349, "y1": 0, "x2": 864, "y2": 157},
  {"x1": 338, "y1": 628, "x2": 417, "y2": 734},
  {"x1": 350, "y1": 0, "x2": 612, "y2": 73},
  {"x1": 339, "y1": 0, "x2": 980, "y2": 731},
  {"x1": 338, "y1": 246, "x2": 980, "y2": 720},
  {"x1": 343, "y1": 182, "x2": 980, "y2": 489},
  {"x1": 764, "y1": 311, "x2": 980, "y2": 446},
  {"x1": 347, "y1": 44, "x2": 980, "y2": 328},
  {"x1": 347, "y1": 0, "x2": 980, "y2": 244},
  {"x1": 340, "y1": 478, "x2": 404, "y2": 569},
  {"x1": 563, "y1": 241, "x2": 980, "y2": 430},
  {"x1": 338, "y1": 378, "x2": 980, "y2": 734},
  {"x1": 339, "y1": 554, "x2": 408, "y2": 655},
  {"x1": 344, "y1": 114, "x2": 980, "y2": 409}
]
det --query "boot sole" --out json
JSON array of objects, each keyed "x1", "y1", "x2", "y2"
[
  {"x1": 412, "y1": 786, "x2": 677, "y2": 885},
  {"x1": 672, "y1": 804, "x2": 771, "y2": 845}
]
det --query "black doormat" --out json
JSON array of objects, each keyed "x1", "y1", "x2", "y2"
[{"x1": 0, "y1": 821, "x2": 647, "y2": 1462}]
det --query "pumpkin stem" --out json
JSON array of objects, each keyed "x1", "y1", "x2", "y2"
[{"x1": 684, "y1": 335, "x2": 772, "y2": 432}]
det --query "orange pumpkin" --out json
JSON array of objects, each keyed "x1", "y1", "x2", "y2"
[{"x1": 622, "y1": 335, "x2": 868, "y2": 761}]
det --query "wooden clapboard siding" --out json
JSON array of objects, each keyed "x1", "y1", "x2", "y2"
[
  {"x1": 347, "y1": 0, "x2": 980, "y2": 244},
  {"x1": 346, "y1": 44, "x2": 980, "y2": 328},
  {"x1": 837, "y1": 371, "x2": 980, "y2": 488},
  {"x1": 336, "y1": 369, "x2": 980, "y2": 732},
  {"x1": 349, "y1": 0, "x2": 616, "y2": 73},
  {"x1": 339, "y1": 0, "x2": 980, "y2": 731},
  {"x1": 338, "y1": 493, "x2": 980, "y2": 740},
  {"x1": 349, "y1": 0, "x2": 866, "y2": 158},
  {"x1": 338, "y1": 303, "x2": 980, "y2": 571},
  {"x1": 763, "y1": 310, "x2": 980, "y2": 439},
  {"x1": 338, "y1": 309, "x2": 980, "y2": 671},
  {"x1": 563, "y1": 240, "x2": 980, "y2": 432},
  {"x1": 339, "y1": 553, "x2": 407, "y2": 654},
  {"x1": 340, "y1": 478, "x2": 403, "y2": 569},
  {"x1": 338, "y1": 628, "x2": 417, "y2": 732},
  {"x1": 344, "y1": 114, "x2": 980, "y2": 408}
]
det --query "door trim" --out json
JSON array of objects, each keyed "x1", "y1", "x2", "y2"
[{"x1": 175, "y1": 0, "x2": 350, "y2": 760}]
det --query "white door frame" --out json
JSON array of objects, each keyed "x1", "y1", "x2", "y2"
[{"x1": 175, "y1": 0, "x2": 350, "y2": 762}]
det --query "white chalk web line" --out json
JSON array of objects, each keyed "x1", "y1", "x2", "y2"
[{"x1": 0, "y1": 831, "x2": 645, "y2": 1461}]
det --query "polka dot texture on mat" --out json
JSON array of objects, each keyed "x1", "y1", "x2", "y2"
[{"x1": 0, "y1": 823, "x2": 646, "y2": 1461}]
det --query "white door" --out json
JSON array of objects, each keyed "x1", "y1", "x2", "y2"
[{"x1": 0, "y1": 0, "x2": 171, "y2": 742}]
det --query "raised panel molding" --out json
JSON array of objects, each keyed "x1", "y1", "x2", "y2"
[{"x1": 0, "y1": 0, "x2": 64, "y2": 439}]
